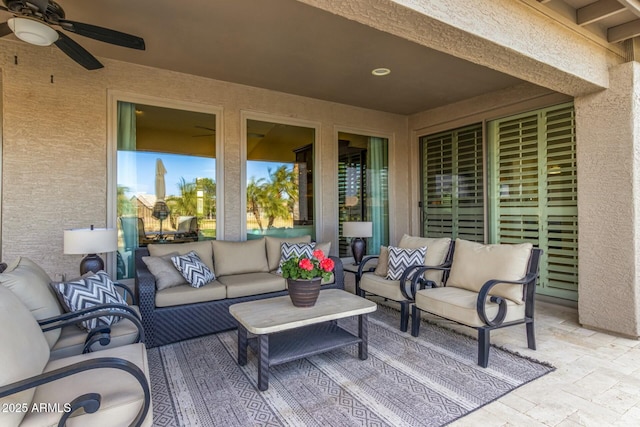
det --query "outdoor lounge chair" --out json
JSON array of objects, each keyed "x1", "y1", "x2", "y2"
[
  {"x1": 175, "y1": 215, "x2": 199, "y2": 241},
  {"x1": 410, "y1": 238, "x2": 542, "y2": 368},
  {"x1": 0, "y1": 285, "x2": 152, "y2": 427},
  {"x1": 356, "y1": 235, "x2": 453, "y2": 332}
]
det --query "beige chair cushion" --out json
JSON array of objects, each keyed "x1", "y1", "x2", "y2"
[
  {"x1": 265, "y1": 235, "x2": 312, "y2": 271},
  {"x1": 148, "y1": 240, "x2": 214, "y2": 272},
  {"x1": 0, "y1": 286, "x2": 50, "y2": 427},
  {"x1": 142, "y1": 252, "x2": 186, "y2": 291},
  {"x1": 49, "y1": 306, "x2": 142, "y2": 360},
  {"x1": 399, "y1": 235, "x2": 452, "y2": 286},
  {"x1": 360, "y1": 273, "x2": 405, "y2": 301},
  {"x1": 374, "y1": 246, "x2": 389, "y2": 277},
  {"x1": 0, "y1": 256, "x2": 62, "y2": 348},
  {"x1": 315, "y1": 241, "x2": 332, "y2": 257},
  {"x1": 447, "y1": 239, "x2": 532, "y2": 304},
  {"x1": 415, "y1": 286, "x2": 526, "y2": 328},
  {"x1": 155, "y1": 281, "x2": 226, "y2": 307},
  {"x1": 21, "y1": 343, "x2": 152, "y2": 427},
  {"x1": 212, "y1": 239, "x2": 269, "y2": 276},
  {"x1": 219, "y1": 272, "x2": 286, "y2": 298}
]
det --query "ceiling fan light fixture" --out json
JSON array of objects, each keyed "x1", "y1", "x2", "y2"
[{"x1": 8, "y1": 17, "x2": 59, "y2": 46}]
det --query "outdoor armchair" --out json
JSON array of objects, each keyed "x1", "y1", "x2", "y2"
[
  {"x1": 357, "y1": 235, "x2": 453, "y2": 332},
  {"x1": 0, "y1": 285, "x2": 152, "y2": 427},
  {"x1": 411, "y1": 238, "x2": 542, "y2": 368}
]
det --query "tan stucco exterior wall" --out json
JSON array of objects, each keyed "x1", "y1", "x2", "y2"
[
  {"x1": 575, "y1": 62, "x2": 640, "y2": 337},
  {"x1": 0, "y1": 40, "x2": 408, "y2": 279}
]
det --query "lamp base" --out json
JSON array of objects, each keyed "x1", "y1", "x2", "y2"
[
  {"x1": 351, "y1": 238, "x2": 366, "y2": 265},
  {"x1": 80, "y1": 254, "x2": 105, "y2": 275}
]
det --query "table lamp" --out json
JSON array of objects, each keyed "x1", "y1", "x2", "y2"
[
  {"x1": 64, "y1": 225, "x2": 118, "y2": 274},
  {"x1": 342, "y1": 221, "x2": 373, "y2": 265}
]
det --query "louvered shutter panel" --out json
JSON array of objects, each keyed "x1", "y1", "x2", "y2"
[{"x1": 421, "y1": 123, "x2": 484, "y2": 241}]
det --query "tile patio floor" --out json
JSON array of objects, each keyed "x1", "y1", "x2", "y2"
[{"x1": 342, "y1": 273, "x2": 640, "y2": 426}]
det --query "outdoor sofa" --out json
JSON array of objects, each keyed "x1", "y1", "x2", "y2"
[{"x1": 135, "y1": 235, "x2": 344, "y2": 347}]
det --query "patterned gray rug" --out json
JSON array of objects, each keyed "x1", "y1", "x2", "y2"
[{"x1": 148, "y1": 307, "x2": 554, "y2": 426}]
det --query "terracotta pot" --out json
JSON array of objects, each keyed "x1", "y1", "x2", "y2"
[{"x1": 287, "y1": 277, "x2": 321, "y2": 307}]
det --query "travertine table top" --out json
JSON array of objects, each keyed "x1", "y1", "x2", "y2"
[{"x1": 229, "y1": 289, "x2": 377, "y2": 334}]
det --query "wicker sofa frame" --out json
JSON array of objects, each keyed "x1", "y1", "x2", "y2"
[{"x1": 135, "y1": 247, "x2": 345, "y2": 348}]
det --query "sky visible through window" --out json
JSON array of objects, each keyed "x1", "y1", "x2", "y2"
[{"x1": 118, "y1": 151, "x2": 288, "y2": 198}]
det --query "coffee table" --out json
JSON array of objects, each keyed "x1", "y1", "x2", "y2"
[{"x1": 229, "y1": 289, "x2": 377, "y2": 391}]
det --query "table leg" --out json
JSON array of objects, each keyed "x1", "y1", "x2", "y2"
[
  {"x1": 257, "y1": 334, "x2": 269, "y2": 391},
  {"x1": 237, "y1": 324, "x2": 248, "y2": 366},
  {"x1": 358, "y1": 313, "x2": 368, "y2": 360}
]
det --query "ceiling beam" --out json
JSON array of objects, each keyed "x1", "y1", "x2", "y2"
[
  {"x1": 577, "y1": 0, "x2": 625, "y2": 26},
  {"x1": 608, "y1": 18, "x2": 640, "y2": 42}
]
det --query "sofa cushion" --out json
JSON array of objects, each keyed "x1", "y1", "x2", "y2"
[
  {"x1": 142, "y1": 252, "x2": 186, "y2": 291},
  {"x1": 50, "y1": 306, "x2": 142, "y2": 360},
  {"x1": 265, "y1": 235, "x2": 312, "y2": 271},
  {"x1": 53, "y1": 271, "x2": 129, "y2": 331},
  {"x1": 447, "y1": 239, "x2": 533, "y2": 304},
  {"x1": 212, "y1": 239, "x2": 269, "y2": 276},
  {"x1": 0, "y1": 256, "x2": 62, "y2": 348},
  {"x1": 415, "y1": 286, "x2": 526, "y2": 328},
  {"x1": 399, "y1": 235, "x2": 452, "y2": 286},
  {"x1": 218, "y1": 272, "x2": 286, "y2": 298},
  {"x1": 386, "y1": 246, "x2": 426, "y2": 281},
  {"x1": 360, "y1": 273, "x2": 405, "y2": 301},
  {"x1": 148, "y1": 240, "x2": 214, "y2": 273},
  {"x1": 23, "y1": 342, "x2": 152, "y2": 427},
  {"x1": 374, "y1": 246, "x2": 389, "y2": 277},
  {"x1": 155, "y1": 281, "x2": 226, "y2": 307},
  {"x1": 0, "y1": 286, "x2": 50, "y2": 427},
  {"x1": 171, "y1": 252, "x2": 216, "y2": 288},
  {"x1": 315, "y1": 241, "x2": 332, "y2": 257},
  {"x1": 278, "y1": 242, "x2": 316, "y2": 273}
]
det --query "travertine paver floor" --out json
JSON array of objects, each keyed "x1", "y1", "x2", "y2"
[{"x1": 343, "y1": 272, "x2": 640, "y2": 426}]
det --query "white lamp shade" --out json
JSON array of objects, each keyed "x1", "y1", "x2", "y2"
[
  {"x1": 342, "y1": 221, "x2": 373, "y2": 238},
  {"x1": 8, "y1": 17, "x2": 59, "y2": 46},
  {"x1": 64, "y1": 228, "x2": 118, "y2": 255}
]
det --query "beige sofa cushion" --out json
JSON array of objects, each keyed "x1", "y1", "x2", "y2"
[
  {"x1": 0, "y1": 256, "x2": 62, "y2": 348},
  {"x1": 50, "y1": 306, "x2": 142, "y2": 360},
  {"x1": 415, "y1": 286, "x2": 526, "y2": 328},
  {"x1": 155, "y1": 281, "x2": 226, "y2": 308},
  {"x1": 142, "y1": 252, "x2": 186, "y2": 291},
  {"x1": 396, "y1": 235, "x2": 452, "y2": 285},
  {"x1": 447, "y1": 239, "x2": 533, "y2": 304},
  {"x1": 265, "y1": 235, "x2": 312, "y2": 271},
  {"x1": 212, "y1": 239, "x2": 269, "y2": 276},
  {"x1": 219, "y1": 272, "x2": 286, "y2": 298},
  {"x1": 360, "y1": 273, "x2": 406, "y2": 301},
  {"x1": 374, "y1": 246, "x2": 389, "y2": 277},
  {"x1": 0, "y1": 286, "x2": 50, "y2": 427},
  {"x1": 315, "y1": 241, "x2": 332, "y2": 257},
  {"x1": 22, "y1": 343, "x2": 152, "y2": 427},
  {"x1": 148, "y1": 240, "x2": 214, "y2": 273}
]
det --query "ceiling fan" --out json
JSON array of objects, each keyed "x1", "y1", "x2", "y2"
[
  {"x1": 192, "y1": 125, "x2": 216, "y2": 138},
  {"x1": 0, "y1": 0, "x2": 145, "y2": 70}
]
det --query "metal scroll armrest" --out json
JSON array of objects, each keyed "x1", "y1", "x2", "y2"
[
  {"x1": 113, "y1": 282, "x2": 138, "y2": 305},
  {"x1": 403, "y1": 263, "x2": 453, "y2": 300},
  {"x1": 476, "y1": 273, "x2": 538, "y2": 327}
]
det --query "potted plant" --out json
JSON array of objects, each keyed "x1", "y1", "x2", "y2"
[{"x1": 281, "y1": 249, "x2": 335, "y2": 307}]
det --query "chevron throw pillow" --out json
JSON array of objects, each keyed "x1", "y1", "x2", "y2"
[
  {"x1": 171, "y1": 251, "x2": 216, "y2": 288},
  {"x1": 53, "y1": 270, "x2": 128, "y2": 331},
  {"x1": 386, "y1": 246, "x2": 427, "y2": 281},
  {"x1": 277, "y1": 242, "x2": 316, "y2": 274}
]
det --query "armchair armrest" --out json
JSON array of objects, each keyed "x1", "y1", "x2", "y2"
[
  {"x1": 114, "y1": 282, "x2": 138, "y2": 305},
  {"x1": 0, "y1": 357, "x2": 151, "y2": 427},
  {"x1": 405, "y1": 263, "x2": 453, "y2": 300},
  {"x1": 329, "y1": 256, "x2": 345, "y2": 290},
  {"x1": 476, "y1": 273, "x2": 538, "y2": 327},
  {"x1": 357, "y1": 255, "x2": 379, "y2": 277}
]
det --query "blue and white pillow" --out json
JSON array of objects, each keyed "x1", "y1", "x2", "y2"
[
  {"x1": 171, "y1": 251, "x2": 216, "y2": 288},
  {"x1": 53, "y1": 270, "x2": 128, "y2": 331},
  {"x1": 277, "y1": 242, "x2": 316, "y2": 274},
  {"x1": 386, "y1": 246, "x2": 427, "y2": 281}
]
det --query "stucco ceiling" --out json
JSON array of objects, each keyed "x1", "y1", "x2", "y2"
[{"x1": 1, "y1": 1, "x2": 634, "y2": 115}]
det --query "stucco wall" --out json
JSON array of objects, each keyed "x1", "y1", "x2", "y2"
[
  {"x1": 575, "y1": 62, "x2": 640, "y2": 337},
  {"x1": 0, "y1": 39, "x2": 408, "y2": 279}
]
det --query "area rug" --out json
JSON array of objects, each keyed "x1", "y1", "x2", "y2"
[{"x1": 148, "y1": 307, "x2": 554, "y2": 426}]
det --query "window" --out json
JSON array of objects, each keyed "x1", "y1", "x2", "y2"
[
  {"x1": 338, "y1": 132, "x2": 389, "y2": 257},
  {"x1": 245, "y1": 118, "x2": 316, "y2": 240},
  {"x1": 115, "y1": 101, "x2": 218, "y2": 280}
]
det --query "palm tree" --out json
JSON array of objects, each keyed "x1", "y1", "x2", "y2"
[
  {"x1": 167, "y1": 178, "x2": 197, "y2": 226},
  {"x1": 197, "y1": 177, "x2": 216, "y2": 219},
  {"x1": 117, "y1": 185, "x2": 135, "y2": 216},
  {"x1": 247, "y1": 177, "x2": 267, "y2": 231}
]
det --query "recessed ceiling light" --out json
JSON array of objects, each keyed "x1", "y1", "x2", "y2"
[{"x1": 371, "y1": 68, "x2": 391, "y2": 76}]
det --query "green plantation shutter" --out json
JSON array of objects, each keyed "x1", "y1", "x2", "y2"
[
  {"x1": 488, "y1": 103, "x2": 578, "y2": 301},
  {"x1": 421, "y1": 123, "x2": 484, "y2": 241}
]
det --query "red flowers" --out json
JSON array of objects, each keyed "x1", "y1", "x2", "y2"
[
  {"x1": 319, "y1": 257, "x2": 334, "y2": 272},
  {"x1": 299, "y1": 258, "x2": 314, "y2": 271},
  {"x1": 281, "y1": 249, "x2": 335, "y2": 281}
]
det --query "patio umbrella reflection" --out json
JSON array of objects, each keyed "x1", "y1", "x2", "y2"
[{"x1": 152, "y1": 158, "x2": 170, "y2": 239}]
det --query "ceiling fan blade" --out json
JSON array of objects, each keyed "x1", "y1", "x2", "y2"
[
  {"x1": 0, "y1": 22, "x2": 11, "y2": 38},
  {"x1": 59, "y1": 20, "x2": 145, "y2": 50},
  {"x1": 54, "y1": 31, "x2": 103, "y2": 70}
]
